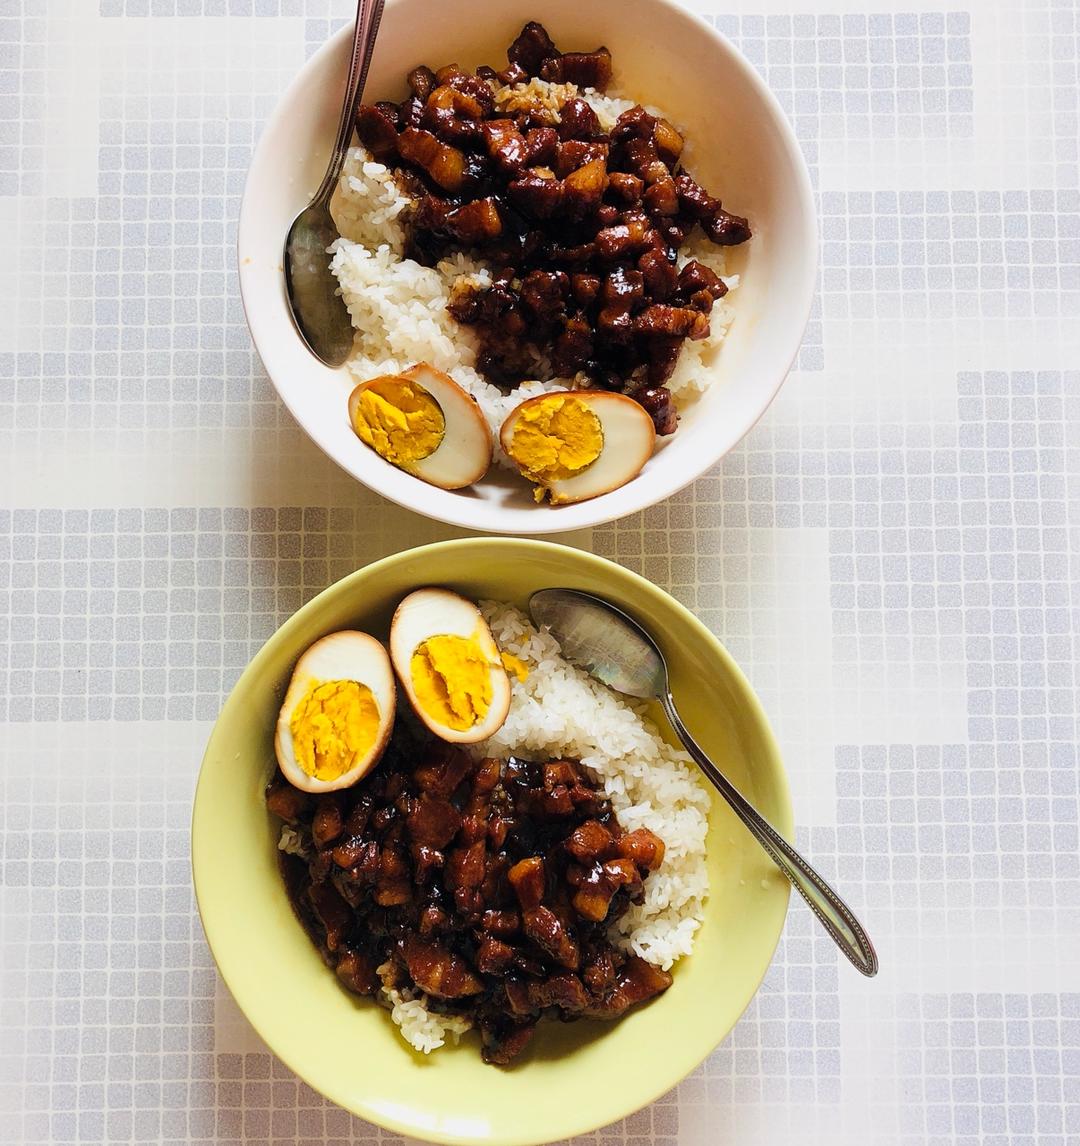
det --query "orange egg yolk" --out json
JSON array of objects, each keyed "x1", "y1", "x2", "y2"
[
  {"x1": 352, "y1": 377, "x2": 445, "y2": 466},
  {"x1": 506, "y1": 394, "x2": 604, "y2": 493},
  {"x1": 410, "y1": 635, "x2": 493, "y2": 730},
  {"x1": 500, "y1": 651, "x2": 530, "y2": 683},
  {"x1": 289, "y1": 679, "x2": 382, "y2": 780}
]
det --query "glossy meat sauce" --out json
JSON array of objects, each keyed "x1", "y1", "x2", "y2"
[
  {"x1": 353, "y1": 21, "x2": 751, "y2": 437},
  {"x1": 267, "y1": 740, "x2": 671, "y2": 1064}
]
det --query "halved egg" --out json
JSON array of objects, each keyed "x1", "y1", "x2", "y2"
[
  {"x1": 389, "y1": 588, "x2": 511, "y2": 743},
  {"x1": 275, "y1": 631, "x2": 396, "y2": 792},
  {"x1": 499, "y1": 390, "x2": 656, "y2": 505},
  {"x1": 348, "y1": 363, "x2": 493, "y2": 489}
]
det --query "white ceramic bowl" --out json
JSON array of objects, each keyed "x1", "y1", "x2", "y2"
[{"x1": 238, "y1": 0, "x2": 816, "y2": 534}]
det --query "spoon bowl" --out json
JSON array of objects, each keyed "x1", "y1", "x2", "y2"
[
  {"x1": 284, "y1": 204, "x2": 357, "y2": 367},
  {"x1": 283, "y1": 0, "x2": 384, "y2": 367},
  {"x1": 529, "y1": 588, "x2": 664, "y2": 699}
]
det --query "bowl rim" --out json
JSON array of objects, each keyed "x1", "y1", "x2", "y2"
[
  {"x1": 192, "y1": 536, "x2": 794, "y2": 1145},
  {"x1": 236, "y1": 0, "x2": 818, "y2": 535}
]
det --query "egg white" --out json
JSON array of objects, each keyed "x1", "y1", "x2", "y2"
[
  {"x1": 499, "y1": 390, "x2": 656, "y2": 505},
  {"x1": 389, "y1": 588, "x2": 511, "y2": 743},
  {"x1": 274, "y1": 631, "x2": 396, "y2": 793}
]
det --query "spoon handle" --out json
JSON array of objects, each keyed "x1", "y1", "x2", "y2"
[
  {"x1": 313, "y1": 0, "x2": 386, "y2": 205},
  {"x1": 660, "y1": 692, "x2": 879, "y2": 977}
]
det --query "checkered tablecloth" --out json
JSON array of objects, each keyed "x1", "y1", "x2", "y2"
[{"x1": 2, "y1": 1, "x2": 1079, "y2": 1143}]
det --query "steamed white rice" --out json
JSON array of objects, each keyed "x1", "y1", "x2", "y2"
[
  {"x1": 328, "y1": 79, "x2": 739, "y2": 454},
  {"x1": 278, "y1": 600, "x2": 710, "y2": 1054},
  {"x1": 376, "y1": 961, "x2": 473, "y2": 1054}
]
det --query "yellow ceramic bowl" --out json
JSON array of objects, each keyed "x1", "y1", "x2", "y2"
[{"x1": 192, "y1": 539, "x2": 792, "y2": 1145}]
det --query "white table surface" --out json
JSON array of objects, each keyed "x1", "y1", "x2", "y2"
[{"x1": 1, "y1": 1, "x2": 1079, "y2": 1143}]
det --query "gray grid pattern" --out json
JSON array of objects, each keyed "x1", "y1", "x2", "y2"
[
  {"x1": 0, "y1": 504, "x2": 461, "y2": 721},
  {"x1": 819, "y1": 191, "x2": 1080, "y2": 319},
  {"x1": 895, "y1": 993, "x2": 1080, "y2": 1141},
  {"x1": 714, "y1": 12, "x2": 975, "y2": 151},
  {"x1": 3, "y1": 0, "x2": 1080, "y2": 1143}
]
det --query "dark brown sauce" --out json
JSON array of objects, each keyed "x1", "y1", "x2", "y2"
[
  {"x1": 353, "y1": 21, "x2": 751, "y2": 438},
  {"x1": 268, "y1": 734, "x2": 671, "y2": 1065}
]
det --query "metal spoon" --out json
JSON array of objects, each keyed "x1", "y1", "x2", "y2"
[
  {"x1": 529, "y1": 588, "x2": 879, "y2": 978},
  {"x1": 283, "y1": 0, "x2": 385, "y2": 367}
]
